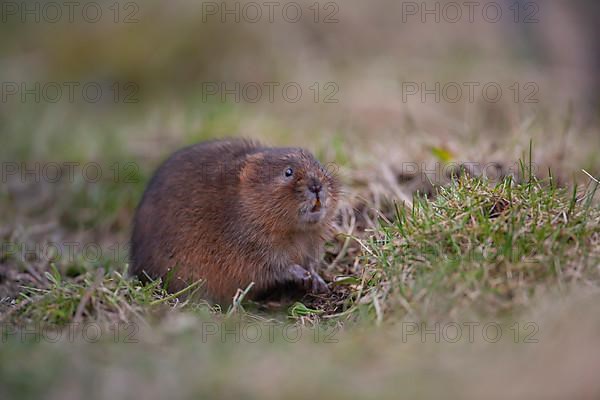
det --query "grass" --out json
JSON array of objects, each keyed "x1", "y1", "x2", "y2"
[
  {"x1": 4, "y1": 156, "x2": 599, "y2": 325},
  {"x1": 361, "y1": 173, "x2": 600, "y2": 319},
  {"x1": 9, "y1": 266, "x2": 208, "y2": 326},
  {"x1": 1, "y1": 105, "x2": 600, "y2": 398}
]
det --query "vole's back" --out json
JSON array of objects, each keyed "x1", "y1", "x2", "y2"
[{"x1": 130, "y1": 139, "x2": 261, "y2": 298}]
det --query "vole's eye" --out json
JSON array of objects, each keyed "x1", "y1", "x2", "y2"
[{"x1": 284, "y1": 168, "x2": 294, "y2": 177}]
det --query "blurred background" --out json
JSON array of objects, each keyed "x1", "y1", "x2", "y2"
[
  {"x1": 1, "y1": 0, "x2": 599, "y2": 246},
  {"x1": 1, "y1": 0, "x2": 599, "y2": 159}
]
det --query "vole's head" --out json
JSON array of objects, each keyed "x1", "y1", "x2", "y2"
[{"x1": 240, "y1": 147, "x2": 340, "y2": 231}]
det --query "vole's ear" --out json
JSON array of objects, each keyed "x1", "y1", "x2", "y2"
[{"x1": 240, "y1": 152, "x2": 266, "y2": 184}]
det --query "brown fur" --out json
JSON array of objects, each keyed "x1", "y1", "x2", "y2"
[{"x1": 130, "y1": 138, "x2": 340, "y2": 304}]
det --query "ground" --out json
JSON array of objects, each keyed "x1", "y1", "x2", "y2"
[{"x1": 1, "y1": 106, "x2": 599, "y2": 398}]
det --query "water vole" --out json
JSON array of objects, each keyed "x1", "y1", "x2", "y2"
[{"x1": 130, "y1": 138, "x2": 340, "y2": 304}]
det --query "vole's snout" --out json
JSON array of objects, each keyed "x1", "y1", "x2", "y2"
[
  {"x1": 308, "y1": 178, "x2": 323, "y2": 195},
  {"x1": 305, "y1": 176, "x2": 327, "y2": 214}
]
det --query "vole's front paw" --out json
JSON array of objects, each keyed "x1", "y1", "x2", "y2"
[
  {"x1": 288, "y1": 264, "x2": 312, "y2": 289},
  {"x1": 288, "y1": 264, "x2": 329, "y2": 294},
  {"x1": 309, "y1": 271, "x2": 330, "y2": 295}
]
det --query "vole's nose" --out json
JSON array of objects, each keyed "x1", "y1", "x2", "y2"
[{"x1": 308, "y1": 178, "x2": 322, "y2": 195}]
